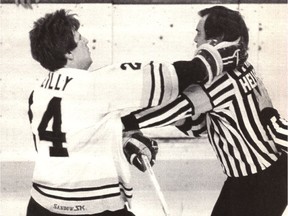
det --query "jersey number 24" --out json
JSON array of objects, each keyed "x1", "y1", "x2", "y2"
[{"x1": 28, "y1": 91, "x2": 68, "y2": 157}]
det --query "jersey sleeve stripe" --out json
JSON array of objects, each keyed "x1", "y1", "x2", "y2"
[
  {"x1": 158, "y1": 63, "x2": 165, "y2": 105},
  {"x1": 144, "y1": 62, "x2": 178, "y2": 107},
  {"x1": 28, "y1": 91, "x2": 34, "y2": 123},
  {"x1": 195, "y1": 43, "x2": 222, "y2": 79},
  {"x1": 148, "y1": 61, "x2": 156, "y2": 107}
]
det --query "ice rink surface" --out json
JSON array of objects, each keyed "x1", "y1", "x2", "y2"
[
  {"x1": 0, "y1": 161, "x2": 221, "y2": 216},
  {"x1": 1, "y1": 140, "x2": 287, "y2": 216},
  {"x1": 0, "y1": 139, "x2": 224, "y2": 216}
]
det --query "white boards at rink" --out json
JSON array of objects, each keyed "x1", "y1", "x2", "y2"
[{"x1": 1, "y1": 2, "x2": 287, "y2": 157}]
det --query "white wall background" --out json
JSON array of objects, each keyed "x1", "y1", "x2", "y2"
[{"x1": 0, "y1": 3, "x2": 287, "y2": 160}]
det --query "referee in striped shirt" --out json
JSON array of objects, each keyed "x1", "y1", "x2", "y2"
[{"x1": 122, "y1": 6, "x2": 287, "y2": 216}]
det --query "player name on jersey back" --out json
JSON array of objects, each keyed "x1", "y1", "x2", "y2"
[{"x1": 41, "y1": 72, "x2": 73, "y2": 91}]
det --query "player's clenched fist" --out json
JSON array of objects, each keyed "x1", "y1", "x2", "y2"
[{"x1": 123, "y1": 131, "x2": 158, "y2": 172}]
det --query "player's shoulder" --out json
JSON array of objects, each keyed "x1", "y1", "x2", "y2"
[
  {"x1": 91, "y1": 62, "x2": 147, "y2": 72},
  {"x1": 91, "y1": 61, "x2": 173, "y2": 72}
]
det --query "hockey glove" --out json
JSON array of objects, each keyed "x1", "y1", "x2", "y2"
[
  {"x1": 123, "y1": 131, "x2": 158, "y2": 172},
  {"x1": 194, "y1": 38, "x2": 248, "y2": 84},
  {"x1": 173, "y1": 38, "x2": 247, "y2": 90}
]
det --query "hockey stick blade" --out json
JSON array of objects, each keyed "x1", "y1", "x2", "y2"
[{"x1": 141, "y1": 155, "x2": 170, "y2": 216}]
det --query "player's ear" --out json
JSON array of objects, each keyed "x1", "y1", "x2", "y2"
[
  {"x1": 64, "y1": 52, "x2": 73, "y2": 60},
  {"x1": 208, "y1": 35, "x2": 224, "y2": 46}
]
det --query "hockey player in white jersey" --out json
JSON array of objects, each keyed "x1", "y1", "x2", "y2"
[
  {"x1": 26, "y1": 9, "x2": 244, "y2": 216},
  {"x1": 27, "y1": 9, "x2": 179, "y2": 216}
]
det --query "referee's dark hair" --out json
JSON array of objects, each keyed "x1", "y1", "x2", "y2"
[
  {"x1": 199, "y1": 6, "x2": 249, "y2": 51},
  {"x1": 29, "y1": 9, "x2": 80, "y2": 72}
]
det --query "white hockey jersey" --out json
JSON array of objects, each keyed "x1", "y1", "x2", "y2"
[{"x1": 28, "y1": 62, "x2": 178, "y2": 215}]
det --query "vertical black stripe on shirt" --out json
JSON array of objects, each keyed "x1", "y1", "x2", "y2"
[
  {"x1": 214, "y1": 111, "x2": 252, "y2": 176},
  {"x1": 251, "y1": 92, "x2": 278, "y2": 154},
  {"x1": 28, "y1": 91, "x2": 34, "y2": 123},
  {"x1": 240, "y1": 95, "x2": 276, "y2": 164},
  {"x1": 230, "y1": 67, "x2": 276, "y2": 164},
  {"x1": 148, "y1": 61, "x2": 155, "y2": 107},
  {"x1": 208, "y1": 118, "x2": 228, "y2": 176},
  {"x1": 230, "y1": 131, "x2": 254, "y2": 176},
  {"x1": 213, "y1": 120, "x2": 235, "y2": 177},
  {"x1": 28, "y1": 91, "x2": 37, "y2": 152},
  {"x1": 246, "y1": 94, "x2": 271, "y2": 153},
  {"x1": 212, "y1": 113, "x2": 245, "y2": 177},
  {"x1": 207, "y1": 74, "x2": 264, "y2": 175},
  {"x1": 232, "y1": 99, "x2": 263, "y2": 172},
  {"x1": 158, "y1": 63, "x2": 165, "y2": 105},
  {"x1": 229, "y1": 131, "x2": 250, "y2": 176},
  {"x1": 215, "y1": 118, "x2": 243, "y2": 177}
]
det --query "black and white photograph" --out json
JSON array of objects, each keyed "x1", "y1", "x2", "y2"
[{"x1": 0, "y1": 0, "x2": 287, "y2": 215}]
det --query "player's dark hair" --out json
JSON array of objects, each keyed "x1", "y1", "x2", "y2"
[
  {"x1": 199, "y1": 6, "x2": 249, "y2": 50},
  {"x1": 29, "y1": 9, "x2": 80, "y2": 72}
]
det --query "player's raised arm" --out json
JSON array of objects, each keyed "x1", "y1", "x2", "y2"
[
  {"x1": 104, "y1": 39, "x2": 244, "y2": 112},
  {"x1": 93, "y1": 61, "x2": 179, "y2": 111},
  {"x1": 173, "y1": 38, "x2": 247, "y2": 92},
  {"x1": 121, "y1": 83, "x2": 213, "y2": 133}
]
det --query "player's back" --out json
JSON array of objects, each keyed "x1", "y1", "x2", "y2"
[{"x1": 28, "y1": 67, "x2": 132, "y2": 214}]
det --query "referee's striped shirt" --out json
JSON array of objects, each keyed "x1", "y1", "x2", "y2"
[
  {"x1": 122, "y1": 61, "x2": 287, "y2": 178},
  {"x1": 260, "y1": 107, "x2": 288, "y2": 153}
]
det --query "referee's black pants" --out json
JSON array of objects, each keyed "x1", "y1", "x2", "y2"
[
  {"x1": 26, "y1": 197, "x2": 136, "y2": 216},
  {"x1": 211, "y1": 153, "x2": 287, "y2": 216}
]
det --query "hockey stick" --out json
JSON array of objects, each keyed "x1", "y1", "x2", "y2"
[{"x1": 141, "y1": 155, "x2": 170, "y2": 216}]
